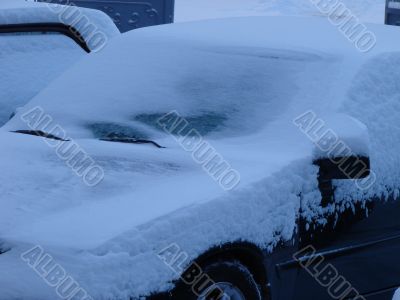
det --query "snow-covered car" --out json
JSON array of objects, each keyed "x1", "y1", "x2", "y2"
[
  {"x1": 0, "y1": 0, "x2": 120, "y2": 126},
  {"x1": 0, "y1": 16, "x2": 400, "y2": 300}
]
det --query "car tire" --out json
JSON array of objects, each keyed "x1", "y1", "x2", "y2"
[{"x1": 172, "y1": 261, "x2": 263, "y2": 300}]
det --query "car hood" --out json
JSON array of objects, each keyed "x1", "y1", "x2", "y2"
[
  {"x1": 0, "y1": 125, "x2": 320, "y2": 299},
  {"x1": 0, "y1": 126, "x2": 311, "y2": 250}
]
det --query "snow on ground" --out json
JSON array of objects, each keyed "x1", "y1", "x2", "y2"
[
  {"x1": 0, "y1": 15, "x2": 400, "y2": 299},
  {"x1": 175, "y1": 0, "x2": 385, "y2": 24}
]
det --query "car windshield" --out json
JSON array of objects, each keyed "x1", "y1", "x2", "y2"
[
  {"x1": 3, "y1": 19, "x2": 328, "y2": 140},
  {"x1": 87, "y1": 112, "x2": 227, "y2": 143}
]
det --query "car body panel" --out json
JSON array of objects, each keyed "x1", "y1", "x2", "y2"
[{"x1": 294, "y1": 197, "x2": 400, "y2": 298}]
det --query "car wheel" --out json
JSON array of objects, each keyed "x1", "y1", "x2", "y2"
[{"x1": 172, "y1": 261, "x2": 263, "y2": 300}]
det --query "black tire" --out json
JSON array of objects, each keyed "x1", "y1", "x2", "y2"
[{"x1": 172, "y1": 261, "x2": 263, "y2": 300}]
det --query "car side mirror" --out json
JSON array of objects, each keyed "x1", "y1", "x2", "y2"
[
  {"x1": 308, "y1": 114, "x2": 372, "y2": 206},
  {"x1": 313, "y1": 156, "x2": 371, "y2": 207},
  {"x1": 314, "y1": 156, "x2": 370, "y2": 181}
]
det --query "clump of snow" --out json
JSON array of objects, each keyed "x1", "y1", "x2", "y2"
[
  {"x1": 302, "y1": 113, "x2": 371, "y2": 159},
  {"x1": 394, "y1": 288, "x2": 400, "y2": 300},
  {"x1": 335, "y1": 51, "x2": 400, "y2": 206}
]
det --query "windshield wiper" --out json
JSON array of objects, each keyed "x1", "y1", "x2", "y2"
[
  {"x1": 12, "y1": 130, "x2": 69, "y2": 141},
  {"x1": 12, "y1": 130, "x2": 165, "y2": 148},
  {"x1": 0, "y1": 240, "x2": 11, "y2": 255},
  {"x1": 100, "y1": 137, "x2": 165, "y2": 149}
]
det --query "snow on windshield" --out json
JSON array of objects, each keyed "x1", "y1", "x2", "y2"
[{"x1": 4, "y1": 18, "x2": 344, "y2": 141}]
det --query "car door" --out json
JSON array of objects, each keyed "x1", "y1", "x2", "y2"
[
  {"x1": 293, "y1": 190, "x2": 400, "y2": 299},
  {"x1": 0, "y1": 23, "x2": 88, "y2": 126},
  {"x1": 289, "y1": 49, "x2": 400, "y2": 300}
]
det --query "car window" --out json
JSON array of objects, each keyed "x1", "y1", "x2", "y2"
[
  {"x1": 0, "y1": 32, "x2": 85, "y2": 126},
  {"x1": 89, "y1": 111, "x2": 227, "y2": 140}
]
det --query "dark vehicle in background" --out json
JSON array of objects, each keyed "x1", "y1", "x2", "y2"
[
  {"x1": 0, "y1": 1, "x2": 119, "y2": 126},
  {"x1": 37, "y1": 0, "x2": 175, "y2": 32},
  {"x1": 386, "y1": 0, "x2": 400, "y2": 26}
]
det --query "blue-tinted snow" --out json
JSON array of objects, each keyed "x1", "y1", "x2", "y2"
[
  {"x1": 0, "y1": 16, "x2": 399, "y2": 299},
  {"x1": 0, "y1": 0, "x2": 120, "y2": 126},
  {"x1": 0, "y1": 35, "x2": 85, "y2": 126}
]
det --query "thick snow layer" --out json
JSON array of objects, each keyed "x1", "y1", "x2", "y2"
[
  {"x1": 310, "y1": 113, "x2": 371, "y2": 159},
  {"x1": 0, "y1": 1, "x2": 120, "y2": 50},
  {"x1": 175, "y1": 0, "x2": 385, "y2": 24},
  {"x1": 0, "y1": 16, "x2": 400, "y2": 299}
]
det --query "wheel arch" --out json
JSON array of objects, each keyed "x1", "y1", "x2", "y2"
[
  {"x1": 148, "y1": 241, "x2": 270, "y2": 300},
  {"x1": 194, "y1": 241, "x2": 270, "y2": 298}
]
